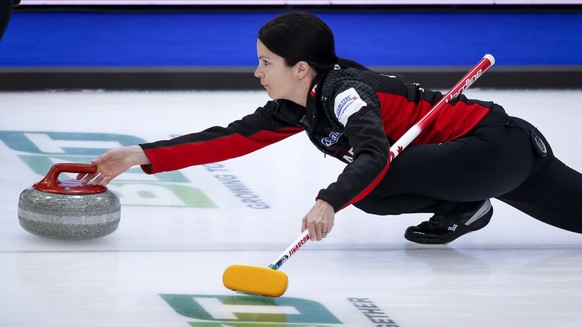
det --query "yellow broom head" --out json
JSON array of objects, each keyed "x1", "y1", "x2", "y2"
[{"x1": 222, "y1": 264, "x2": 289, "y2": 297}]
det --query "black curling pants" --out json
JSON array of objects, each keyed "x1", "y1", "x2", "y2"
[{"x1": 354, "y1": 109, "x2": 582, "y2": 234}]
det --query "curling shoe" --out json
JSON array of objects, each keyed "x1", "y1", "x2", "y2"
[{"x1": 404, "y1": 199, "x2": 493, "y2": 245}]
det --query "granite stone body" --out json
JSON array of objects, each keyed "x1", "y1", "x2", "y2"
[{"x1": 18, "y1": 187, "x2": 121, "y2": 240}]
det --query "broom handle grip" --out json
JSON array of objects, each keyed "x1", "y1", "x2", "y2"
[{"x1": 270, "y1": 54, "x2": 495, "y2": 270}]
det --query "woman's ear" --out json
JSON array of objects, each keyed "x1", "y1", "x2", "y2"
[{"x1": 295, "y1": 61, "x2": 312, "y2": 80}]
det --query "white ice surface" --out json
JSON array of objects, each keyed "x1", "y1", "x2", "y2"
[{"x1": 1, "y1": 89, "x2": 582, "y2": 327}]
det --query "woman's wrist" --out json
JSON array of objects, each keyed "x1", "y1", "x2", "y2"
[{"x1": 129, "y1": 145, "x2": 151, "y2": 166}]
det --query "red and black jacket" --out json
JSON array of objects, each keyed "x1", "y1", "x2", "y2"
[{"x1": 140, "y1": 67, "x2": 493, "y2": 212}]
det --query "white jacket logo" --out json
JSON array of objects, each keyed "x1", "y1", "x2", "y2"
[
  {"x1": 321, "y1": 131, "x2": 342, "y2": 147},
  {"x1": 334, "y1": 87, "x2": 367, "y2": 126}
]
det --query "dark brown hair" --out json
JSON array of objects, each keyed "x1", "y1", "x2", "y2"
[{"x1": 258, "y1": 11, "x2": 367, "y2": 74}]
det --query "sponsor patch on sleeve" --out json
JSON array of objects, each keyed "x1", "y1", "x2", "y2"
[{"x1": 333, "y1": 87, "x2": 367, "y2": 126}]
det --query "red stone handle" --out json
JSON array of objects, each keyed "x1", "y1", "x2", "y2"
[{"x1": 33, "y1": 163, "x2": 107, "y2": 194}]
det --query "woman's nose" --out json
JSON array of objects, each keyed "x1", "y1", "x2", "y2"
[{"x1": 254, "y1": 66, "x2": 262, "y2": 78}]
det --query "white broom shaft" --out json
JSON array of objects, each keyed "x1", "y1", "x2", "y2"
[
  {"x1": 390, "y1": 54, "x2": 495, "y2": 161},
  {"x1": 269, "y1": 231, "x2": 310, "y2": 270},
  {"x1": 270, "y1": 54, "x2": 495, "y2": 270}
]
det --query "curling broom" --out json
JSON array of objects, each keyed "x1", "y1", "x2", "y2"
[{"x1": 223, "y1": 54, "x2": 496, "y2": 297}]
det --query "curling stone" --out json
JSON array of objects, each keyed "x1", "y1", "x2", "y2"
[{"x1": 18, "y1": 163, "x2": 120, "y2": 241}]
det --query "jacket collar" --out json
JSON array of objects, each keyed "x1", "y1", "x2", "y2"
[{"x1": 302, "y1": 72, "x2": 327, "y2": 131}]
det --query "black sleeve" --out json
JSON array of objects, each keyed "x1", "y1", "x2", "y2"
[{"x1": 316, "y1": 81, "x2": 391, "y2": 211}]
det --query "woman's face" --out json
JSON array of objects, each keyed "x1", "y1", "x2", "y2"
[{"x1": 254, "y1": 39, "x2": 301, "y2": 101}]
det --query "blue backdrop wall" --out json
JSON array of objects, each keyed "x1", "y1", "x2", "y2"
[{"x1": 1, "y1": 8, "x2": 581, "y2": 89}]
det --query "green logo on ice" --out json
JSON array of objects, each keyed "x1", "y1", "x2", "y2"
[
  {"x1": 0, "y1": 131, "x2": 217, "y2": 208},
  {"x1": 160, "y1": 294, "x2": 341, "y2": 326}
]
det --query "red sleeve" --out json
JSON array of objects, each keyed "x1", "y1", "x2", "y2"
[{"x1": 140, "y1": 101, "x2": 304, "y2": 174}]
